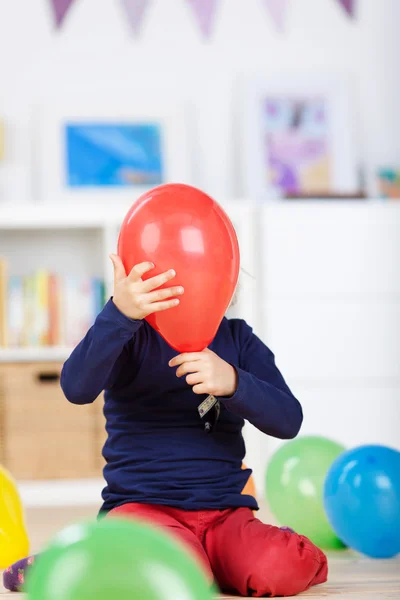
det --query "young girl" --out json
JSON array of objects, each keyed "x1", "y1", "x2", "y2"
[{"x1": 4, "y1": 255, "x2": 327, "y2": 597}]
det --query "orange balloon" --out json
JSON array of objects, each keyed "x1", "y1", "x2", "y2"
[
  {"x1": 241, "y1": 463, "x2": 256, "y2": 499},
  {"x1": 117, "y1": 184, "x2": 240, "y2": 353}
]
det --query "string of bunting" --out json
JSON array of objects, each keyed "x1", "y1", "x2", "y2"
[{"x1": 49, "y1": 0, "x2": 357, "y2": 36}]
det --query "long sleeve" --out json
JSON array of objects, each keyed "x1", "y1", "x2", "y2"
[
  {"x1": 222, "y1": 320, "x2": 303, "y2": 439},
  {"x1": 60, "y1": 299, "x2": 143, "y2": 405}
]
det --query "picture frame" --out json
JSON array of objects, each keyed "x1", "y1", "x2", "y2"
[
  {"x1": 240, "y1": 74, "x2": 359, "y2": 201},
  {"x1": 35, "y1": 98, "x2": 191, "y2": 203}
]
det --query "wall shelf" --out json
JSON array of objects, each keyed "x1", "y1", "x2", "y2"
[
  {"x1": 0, "y1": 346, "x2": 73, "y2": 363},
  {"x1": 18, "y1": 478, "x2": 105, "y2": 507}
]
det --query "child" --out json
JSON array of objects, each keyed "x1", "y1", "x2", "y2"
[{"x1": 4, "y1": 255, "x2": 327, "y2": 597}]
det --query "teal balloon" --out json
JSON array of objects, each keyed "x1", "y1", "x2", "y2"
[
  {"x1": 266, "y1": 436, "x2": 346, "y2": 549},
  {"x1": 26, "y1": 518, "x2": 214, "y2": 600}
]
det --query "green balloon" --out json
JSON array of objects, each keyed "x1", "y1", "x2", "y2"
[
  {"x1": 266, "y1": 435, "x2": 346, "y2": 550},
  {"x1": 26, "y1": 518, "x2": 214, "y2": 600}
]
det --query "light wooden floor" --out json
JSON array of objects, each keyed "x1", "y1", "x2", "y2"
[{"x1": 1, "y1": 505, "x2": 399, "y2": 598}]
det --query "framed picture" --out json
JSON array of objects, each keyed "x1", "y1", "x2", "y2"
[
  {"x1": 241, "y1": 74, "x2": 359, "y2": 201},
  {"x1": 36, "y1": 99, "x2": 191, "y2": 203}
]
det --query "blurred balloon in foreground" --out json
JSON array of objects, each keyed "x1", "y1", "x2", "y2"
[
  {"x1": 265, "y1": 436, "x2": 346, "y2": 549},
  {"x1": 26, "y1": 518, "x2": 214, "y2": 600},
  {"x1": 324, "y1": 445, "x2": 400, "y2": 558},
  {"x1": 118, "y1": 183, "x2": 240, "y2": 352},
  {"x1": 0, "y1": 465, "x2": 30, "y2": 567}
]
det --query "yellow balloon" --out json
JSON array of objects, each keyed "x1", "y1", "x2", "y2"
[{"x1": 0, "y1": 465, "x2": 30, "y2": 567}]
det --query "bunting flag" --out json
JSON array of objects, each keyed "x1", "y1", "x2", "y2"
[
  {"x1": 49, "y1": 0, "x2": 77, "y2": 28},
  {"x1": 120, "y1": 0, "x2": 151, "y2": 35},
  {"x1": 336, "y1": 0, "x2": 356, "y2": 18},
  {"x1": 263, "y1": 0, "x2": 290, "y2": 33},
  {"x1": 47, "y1": 0, "x2": 357, "y2": 36},
  {"x1": 186, "y1": 0, "x2": 219, "y2": 38}
]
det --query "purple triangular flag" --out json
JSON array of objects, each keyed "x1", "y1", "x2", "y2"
[
  {"x1": 336, "y1": 0, "x2": 356, "y2": 17},
  {"x1": 263, "y1": 0, "x2": 290, "y2": 32},
  {"x1": 49, "y1": 0, "x2": 77, "y2": 28},
  {"x1": 187, "y1": 0, "x2": 219, "y2": 38},
  {"x1": 120, "y1": 0, "x2": 151, "y2": 35}
]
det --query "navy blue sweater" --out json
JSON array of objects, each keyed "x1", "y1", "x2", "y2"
[{"x1": 60, "y1": 299, "x2": 302, "y2": 513}]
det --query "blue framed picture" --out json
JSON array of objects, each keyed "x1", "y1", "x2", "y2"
[{"x1": 64, "y1": 123, "x2": 164, "y2": 188}]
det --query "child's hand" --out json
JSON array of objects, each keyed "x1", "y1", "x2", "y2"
[
  {"x1": 110, "y1": 254, "x2": 184, "y2": 320},
  {"x1": 169, "y1": 348, "x2": 238, "y2": 397}
]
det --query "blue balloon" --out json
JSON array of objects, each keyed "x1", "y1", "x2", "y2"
[{"x1": 324, "y1": 445, "x2": 400, "y2": 558}]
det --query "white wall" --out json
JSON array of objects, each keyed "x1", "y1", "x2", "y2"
[{"x1": 0, "y1": 0, "x2": 399, "y2": 202}]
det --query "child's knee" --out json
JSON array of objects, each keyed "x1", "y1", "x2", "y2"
[{"x1": 248, "y1": 531, "x2": 328, "y2": 597}]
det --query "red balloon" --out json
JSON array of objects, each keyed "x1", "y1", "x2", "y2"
[{"x1": 117, "y1": 183, "x2": 240, "y2": 352}]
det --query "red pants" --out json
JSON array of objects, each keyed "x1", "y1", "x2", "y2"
[{"x1": 108, "y1": 503, "x2": 328, "y2": 597}]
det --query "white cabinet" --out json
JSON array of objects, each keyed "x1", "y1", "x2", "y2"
[{"x1": 258, "y1": 202, "x2": 400, "y2": 479}]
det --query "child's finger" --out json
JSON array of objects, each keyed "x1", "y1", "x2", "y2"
[
  {"x1": 144, "y1": 285, "x2": 184, "y2": 305},
  {"x1": 146, "y1": 298, "x2": 180, "y2": 313},
  {"x1": 175, "y1": 361, "x2": 202, "y2": 378},
  {"x1": 128, "y1": 262, "x2": 155, "y2": 282},
  {"x1": 192, "y1": 383, "x2": 208, "y2": 395},
  {"x1": 186, "y1": 372, "x2": 204, "y2": 386},
  {"x1": 169, "y1": 353, "x2": 204, "y2": 367},
  {"x1": 140, "y1": 269, "x2": 176, "y2": 293},
  {"x1": 110, "y1": 254, "x2": 127, "y2": 283}
]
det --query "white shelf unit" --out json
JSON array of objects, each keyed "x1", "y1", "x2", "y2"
[
  {"x1": 260, "y1": 201, "x2": 400, "y2": 464},
  {"x1": 0, "y1": 200, "x2": 263, "y2": 501},
  {"x1": 1, "y1": 199, "x2": 399, "y2": 503},
  {"x1": 18, "y1": 478, "x2": 105, "y2": 508},
  {"x1": 0, "y1": 346, "x2": 73, "y2": 363}
]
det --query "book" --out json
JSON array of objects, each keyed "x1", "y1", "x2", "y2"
[
  {"x1": 0, "y1": 258, "x2": 8, "y2": 347},
  {"x1": 64, "y1": 275, "x2": 92, "y2": 347},
  {"x1": 48, "y1": 273, "x2": 61, "y2": 346},
  {"x1": 23, "y1": 275, "x2": 36, "y2": 347},
  {"x1": 93, "y1": 278, "x2": 105, "y2": 321},
  {"x1": 3, "y1": 270, "x2": 106, "y2": 349},
  {"x1": 36, "y1": 270, "x2": 50, "y2": 346},
  {"x1": 7, "y1": 275, "x2": 24, "y2": 348}
]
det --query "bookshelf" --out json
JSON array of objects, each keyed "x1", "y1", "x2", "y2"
[
  {"x1": 0, "y1": 200, "x2": 259, "y2": 363},
  {"x1": 0, "y1": 199, "x2": 261, "y2": 503},
  {"x1": 0, "y1": 203, "x2": 120, "y2": 360}
]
